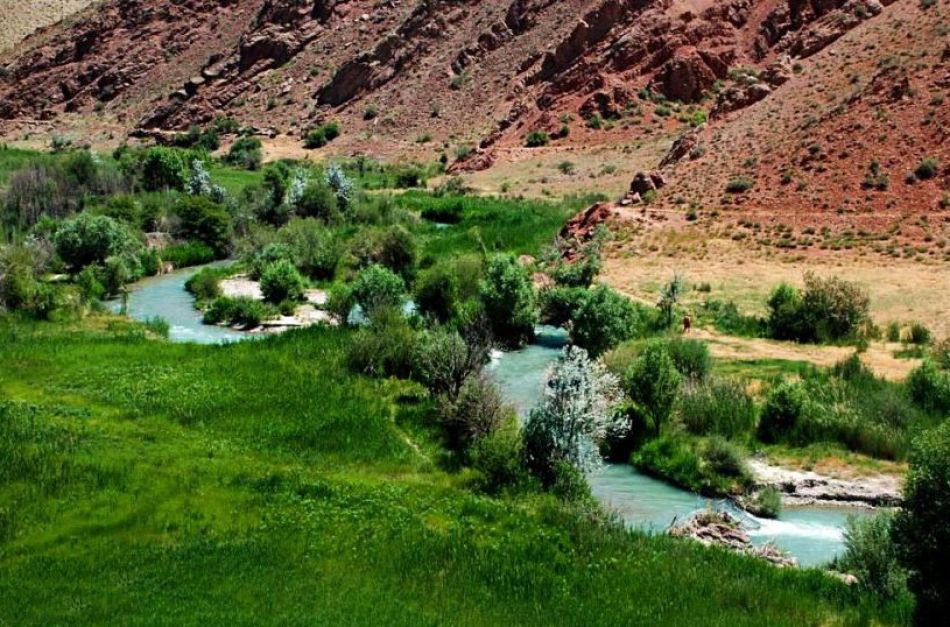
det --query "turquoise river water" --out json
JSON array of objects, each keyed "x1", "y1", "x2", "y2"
[{"x1": 118, "y1": 270, "x2": 868, "y2": 567}]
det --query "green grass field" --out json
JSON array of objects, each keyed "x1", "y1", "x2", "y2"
[{"x1": 0, "y1": 318, "x2": 908, "y2": 625}]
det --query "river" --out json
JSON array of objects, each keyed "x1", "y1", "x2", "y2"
[{"x1": 117, "y1": 269, "x2": 867, "y2": 567}]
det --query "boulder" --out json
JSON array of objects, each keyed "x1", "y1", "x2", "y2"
[
  {"x1": 656, "y1": 51, "x2": 717, "y2": 103},
  {"x1": 630, "y1": 170, "x2": 666, "y2": 196}
]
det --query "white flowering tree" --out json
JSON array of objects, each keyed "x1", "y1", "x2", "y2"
[
  {"x1": 187, "y1": 159, "x2": 227, "y2": 203},
  {"x1": 522, "y1": 345, "x2": 623, "y2": 481}
]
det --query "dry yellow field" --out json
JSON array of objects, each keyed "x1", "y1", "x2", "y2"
[{"x1": 0, "y1": 0, "x2": 96, "y2": 53}]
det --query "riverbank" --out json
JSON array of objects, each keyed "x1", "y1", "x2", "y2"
[{"x1": 747, "y1": 459, "x2": 902, "y2": 509}]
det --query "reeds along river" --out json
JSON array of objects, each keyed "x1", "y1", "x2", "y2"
[{"x1": 118, "y1": 270, "x2": 870, "y2": 568}]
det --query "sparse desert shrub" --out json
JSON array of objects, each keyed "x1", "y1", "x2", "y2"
[
  {"x1": 914, "y1": 157, "x2": 938, "y2": 180},
  {"x1": 524, "y1": 131, "x2": 550, "y2": 148},
  {"x1": 725, "y1": 177, "x2": 754, "y2": 193},
  {"x1": 909, "y1": 322, "x2": 931, "y2": 345}
]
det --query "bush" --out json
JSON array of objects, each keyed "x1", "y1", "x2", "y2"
[
  {"x1": 141, "y1": 147, "x2": 189, "y2": 191},
  {"x1": 161, "y1": 241, "x2": 217, "y2": 268},
  {"x1": 184, "y1": 266, "x2": 224, "y2": 303},
  {"x1": 479, "y1": 254, "x2": 538, "y2": 348},
  {"x1": 664, "y1": 337, "x2": 711, "y2": 382},
  {"x1": 835, "y1": 512, "x2": 908, "y2": 600},
  {"x1": 702, "y1": 436, "x2": 749, "y2": 480},
  {"x1": 750, "y1": 487, "x2": 782, "y2": 519},
  {"x1": 347, "y1": 307, "x2": 417, "y2": 378},
  {"x1": 625, "y1": 341, "x2": 682, "y2": 436},
  {"x1": 203, "y1": 296, "x2": 271, "y2": 327},
  {"x1": 415, "y1": 264, "x2": 459, "y2": 323},
  {"x1": 725, "y1": 177, "x2": 754, "y2": 193},
  {"x1": 173, "y1": 196, "x2": 232, "y2": 257},
  {"x1": 54, "y1": 213, "x2": 140, "y2": 272},
  {"x1": 893, "y1": 421, "x2": 950, "y2": 623},
  {"x1": 304, "y1": 122, "x2": 340, "y2": 149},
  {"x1": 522, "y1": 346, "x2": 621, "y2": 485},
  {"x1": 225, "y1": 137, "x2": 263, "y2": 170},
  {"x1": 413, "y1": 329, "x2": 484, "y2": 398},
  {"x1": 375, "y1": 225, "x2": 417, "y2": 281},
  {"x1": 569, "y1": 285, "x2": 644, "y2": 358},
  {"x1": 441, "y1": 374, "x2": 510, "y2": 454},
  {"x1": 914, "y1": 157, "x2": 938, "y2": 181},
  {"x1": 260, "y1": 259, "x2": 305, "y2": 304},
  {"x1": 278, "y1": 218, "x2": 341, "y2": 280},
  {"x1": 351, "y1": 264, "x2": 406, "y2": 316},
  {"x1": 524, "y1": 130, "x2": 550, "y2": 147},
  {"x1": 906, "y1": 361, "x2": 950, "y2": 415},
  {"x1": 678, "y1": 379, "x2": 757, "y2": 439},
  {"x1": 758, "y1": 382, "x2": 809, "y2": 443},
  {"x1": 767, "y1": 274, "x2": 869, "y2": 343},
  {"x1": 909, "y1": 322, "x2": 931, "y2": 345},
  {"x1": 295, "y1": 180, "x2": 339, "y2": 224},
  {"x1": 468, "y1": 425, "x2": 527, "y2": 494},
  {"x1": 538, "y1": 286, "x2": 584, "y2": 327}
]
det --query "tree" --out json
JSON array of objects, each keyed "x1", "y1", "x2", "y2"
[
  {"x1": 523, "y1": 346, "x2": 622, "y2": 482},
  {"x1": 657, "y1": 275, "x2": 683, "y2": 328},
  {"x1": 351, "y1": 264, "x2": 406, "y2": 315},
  {"x1": 415, "y1": 263, "x2": 459, "y2": 323},
  {"x1": 173, "y1": 196, "x2": 232, "y2": 257},
  {"x1": 624, "y1": 341, "x2": 682, "y2": 436},
  {"x1": 141, "y1": 147, "x2": 189, "y2": 191},
  {"x1": 479, "y1": 254, "x2": 538, "y2": 348},
  {"x1": 440, "y1": 374, "x2": 509, "y2": 454},
  {"x1": 413, "y1": 328, "x2": 486, "y2": 398},
  {"x1": 54, "y1": 213, "x2": 140, "y2": 272},
  {"x1": 569, "y1": 284, "x2": 643, "y2": 357},
  {"x1": 893, "y1": 421, "x2": 950, "y2": 623},
  {"x1": 224, "y1": 137, "x2": 263, "y2": 170},
  {"x1": 376, "y1": 225, "x2": 417, "y2": 281}
]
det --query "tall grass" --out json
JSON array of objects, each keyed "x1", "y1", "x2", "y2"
[{"x1": 0, "y1": 318, "x2": 910, "y2": 625}]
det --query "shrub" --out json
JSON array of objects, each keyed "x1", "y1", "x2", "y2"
[
  {"x1": 260, "y1": 259, "x2": 305, "y2": 304},
  {"x1": 295, "y1": 180, "x2": 339, "y2": 223},
  {"x1": 278, "y1": 218, "x2": 341, "y2": 280},
  {"x1": 468, "y1": 425, "x2": 527, "y2": 494},
  {"x1": 393, "y1": 164, "x2": 427, "y2": 189},
  {"x1": 678, "y1": 379, "x2": 757, "y2": 439},
  {"x1": 932, "y1": 338, "x2": 950, "y2": 370},
  {"x1": 376, "y1": 225, "x2": 417, "y2": 281},
  {"x1": 538, "y1": 286, "x2": 584, "y2": 327},
  {"x1": 767, "y1": 274, "x2": 870, "y2": 343},
  {"x1": 54, "y1": 213, "x2": 140, "y2": 272},
  {"x1": 909, "y1": 322, "x2": 931, "y2": 345},
  {"x1": 914, "y1": 157, "x2": 938, "y2": 181},
  {"x1": 225, "y1": 137, "x2": 263, "y2": 170},
  {"x1": 750, "y1": 487, "x2": 782, "y2": 519},
  {"x1": 886, "y1": 321, "x2": 901, "y2": 342},
  {"x1": 524, "y1": 130, "x2": 550, "y2": 147},
  {"x1": 184, "y1": 266, "x2": 223, "y2": 303},
  {"x1": 702, "y1": 436, "x2": 749, "y2": 480},
  {"x1": 441, "y1": 373, "x2": 510, "y2": 454},
  {"x1": 161, "y1": 241, "x2": 216, "y2": 268},
  {"x1": 479, "y1": 254, "x2": 538, "y2": 348},
  {"x1": 415, "y1": 264, "x2": 459, "y2": 323},
  {"x1": 906, "y1": 361, "x2": 950, "y2": 415},
  {"x1": 144, "y1": 316, "x2": 170, "y2": 338},
  {"x1": 633, "y1": 436, "x2": 704, "y2": 491},
  {"x1": 173, "y1": 196, "x2": 232, "y2": 257},
  {"x1": 203, "y1": 296, "x2": 271, "y2": 327},
  {"x1": 141, "y1": 147, "x2": 189, "y2": 191},
  {"x1": 351, "y1": 264, "x2": 406, "y2": 316},
  {"x1": 347, "y1": 307, "x2": 417, "y2": 378},
  {"x1": 304, "y1": 122, "x2": 340, "y2": 149},
  {"x1": 625, "y1": 341, "x2": 682, "y2": 436},
  {"x1": 893, "y1": 421, "x2": 950, "y2": 622},
  {"x1": 835, "y1": 512, "x2": 908, "y2": 600},
  {"x1": 664, "y1": 337, "x2": 711, "y2": 381},
  {"x1": 413, "y1": 329, "x2": 484, "y2": 398},
  {"x1": 758, "y1": 382, "x2": 809, "y2": 443},
  {"x1": 569, "y1": 285, "x2": 643, "y2": 358},
  {"x1": 725, "y1": 177, "x2": 754, "y2": 193},
  {"x1": 522, "y1": 346, "x2": 621, "y2": 484}
]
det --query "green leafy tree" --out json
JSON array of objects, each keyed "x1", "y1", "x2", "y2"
[
  {"x1": 141, "y1": 147, "x2": 189, "y2": 191},
  {"x1": 479, "y1": 254, "x2": 538, "y2": 348},
  {"x1": 351, "y1": 265, "x2": 406, "y2": 315},
  {"x1": 625, "y1": 341, "x2": 682, "y2": 436},
  {"x1": 54, "y1": 213, "x2": 140, "y2": 271},
  {"x1": 569, "y1": 285, "x2": 642, "y2": 357},
  {"x1": 260, "y1": 259, "x2": 305, "y2": 304},
  {"x1": 893, "y1": 421, "x2": 950, "y2": 623},
  {"x1": 173, "y1": 196, "x2": 232, "y2": 257}
]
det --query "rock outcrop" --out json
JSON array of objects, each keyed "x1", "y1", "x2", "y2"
[
  {"x1": 747, "y1": 460, "x2": 902, "y2": 508},
  {"x1": 669, "y1": 510, "x2": 797, "y2": 568}
]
